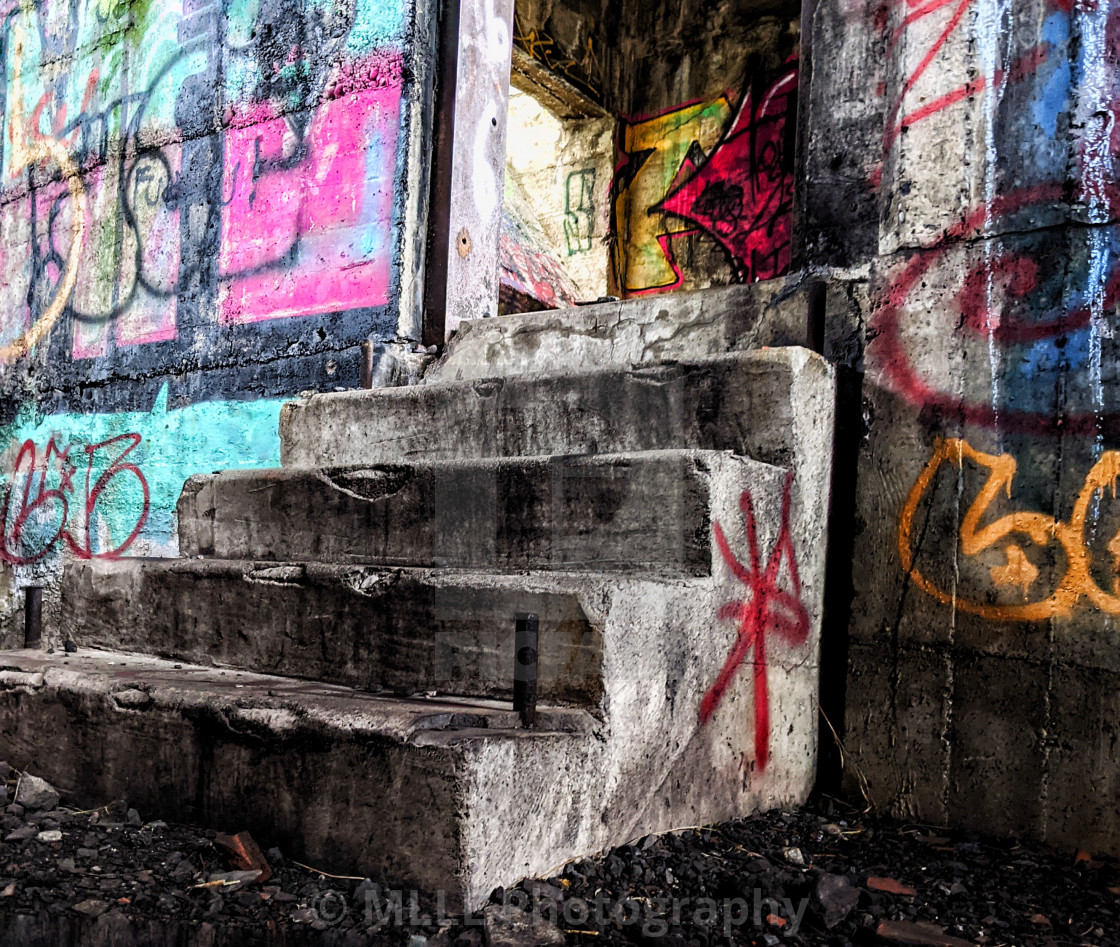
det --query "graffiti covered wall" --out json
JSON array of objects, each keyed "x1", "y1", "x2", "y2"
[
  {"x1": 802, "y1": 0, "x2": 1120, "y2": 851},
  {"x1": 0, "y1": 0, "x2": 436, "y2": 637}
]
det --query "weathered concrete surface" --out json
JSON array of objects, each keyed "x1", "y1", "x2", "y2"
[
  {"x1": 51, "y1": 418, "x2": 829, "y2": 906},
  {"x1": 282, "y1": 348, "x2": 834, "y2": 557},
  {"x1": 795, "y1": 0, "x2": 1120, "y2": 860},
  {"x1": 430, "y1": 280, "x2": 813, "y2": 382},
  {"x1": 0, "y1": 648, "x2": 591, "y2": 910},
  {"x1": 62, "y1": 562, "x2": 603, "y2": 707},
  {"x1": 179, "y1": 451, "x2": 750, "y2": 575},
  {"x1": 44, "y1": 341, "x2": 834, "y2": 904}
]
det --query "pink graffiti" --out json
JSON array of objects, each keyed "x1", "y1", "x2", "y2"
[
  {"x1": 700, "y1": 473, "x2": 809, "y2": 773},
  {"x1": 658, "y1": 61, "x2": 798, "y2": 284},
  {"x1": 218, "y1": 57, "x2": 403, "y2": 324},
  {"x1": 0, "y1": 434, "x2": 150, "y2": 564}
]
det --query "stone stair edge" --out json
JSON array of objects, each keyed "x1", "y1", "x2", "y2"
[
  {"x1": 180, "y1": 447, "x2": 792, "y2": 484},
  {"x1": 0, "y1": 648, "x2": 599, "y2": 745},
  {"x1": 282, "y1": 344, "x2": 826, "y2": 409}
]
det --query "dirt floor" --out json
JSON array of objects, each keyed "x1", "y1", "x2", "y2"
[{"x1": 0, "y1": 764, "x2": 1116, "y2": 946}]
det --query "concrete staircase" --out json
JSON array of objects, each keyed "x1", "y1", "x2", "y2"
[{"x1": 0, "y1": 301, "x2": 835, "y2": 910}]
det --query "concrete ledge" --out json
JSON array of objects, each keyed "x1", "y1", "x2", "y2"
[
  {"x1": 177, "y1": 451, "x2": 782, "y2": 575},
  {"x1": 0, "y1": 649, "x2": 593, "y2": 910},
  {"x1": 61, "y1": 563, "x2": 603, "y2": 707}
]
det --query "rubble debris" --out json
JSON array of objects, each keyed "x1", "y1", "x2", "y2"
[{"x1": 14, "y1": 774, "x2": 59, "y2": 812}]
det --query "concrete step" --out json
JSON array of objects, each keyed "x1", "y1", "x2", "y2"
[
  {"x1": 280, "y1": 348, "x2": 833, "y2": 478},
  {"x1": 0, "y1": 648, "x2": 595, "y2": 910},
  {"x1": 61, "y1": 561, "x2": 602, "y2": 707},
  {"x1": 426, "y1": 279, "x2": 816, "y2": 383},
  {"x1": 177, "y1": 450, "x2": 777, "y2": 575}
]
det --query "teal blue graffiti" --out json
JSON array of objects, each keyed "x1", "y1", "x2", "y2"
[{"x1": 0, "y1": 383, "x2": 283, "y2": 562}]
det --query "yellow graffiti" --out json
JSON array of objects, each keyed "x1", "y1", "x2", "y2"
[
  {"x1": 2, "y1": 11, "x2": 88, "y2": 363},
  {"x1": 899, "y1": 438, "x2": 1120, "y2": 621},
  {"x1": 613, "y1": 96, "x2": 731, "y2": 294}
]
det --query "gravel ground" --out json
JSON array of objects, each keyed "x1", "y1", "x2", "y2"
[{"x1": 0, "y1": 764, "x2": 1116, "y2": 946}]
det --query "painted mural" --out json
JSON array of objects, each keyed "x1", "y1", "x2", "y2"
[
  {"x1": 611, "y1": 57, "x2": 798, "y2": 297},
  {"x1": 0, "y1": 0, "x2": 428, "y2": 605}
]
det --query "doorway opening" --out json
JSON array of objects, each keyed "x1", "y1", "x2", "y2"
[{"x1": 500, "y1": 0, "x2": 801, "y2": 315}]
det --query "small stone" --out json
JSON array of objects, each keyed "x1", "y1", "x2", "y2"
[
  {"x1": 1, "y1": 884, "x2": 14, "y2": 897},
  {"x1": 816, "y1": 874, "x2": 860, "y2": 928},
  {"x1": 876, "y1": 919, "x2": 974, "y2": 947},
  {"x1": 136, "y1": 871, "x2": 153, "y2": 883},
  {"x1": 72, "y1": 900, "x2": 110, "y2": 917},
  {"x1": 822, "y1": 822, "x2": 844, "y2": 836},
  {"x1": 63, "y1": 640, "x2": 77, "y2": 653},
  {"x1": 58, "y1": 858, "x2": 77, "y2": 873},
  {"x1": 15, "y1": 775, "x2": 59, "y2": 812},
  {"x1": 5, "y1": 825, "x2": 36, "y2": 842},
  {"x1": 76, "y1": 848, "x2": 99, "y2": 859},
  {"x1": 36, "y1": 829, "x2": 62, "y2": 843},
  {"x1": 867, "y1": 876, "x2": 917, "y2": 897},
  {"x1": 291, "y1": 908, "x2": 317, "y2": 924},
  {"x1": 6, "y1": 805, "x2": 23, "y2": 818},
  {"x1": 782, "y1": 846, "x2": 805, "y2": 866},
  {"x1": 148, "y1": 821, "x2": 167, "y2": 831},
  {"x1": 126, "y1": 809, "x2": 142, "y2": 827},
  {"x1": 275, "y1": 891, "x2": 297, "y2": 902}
]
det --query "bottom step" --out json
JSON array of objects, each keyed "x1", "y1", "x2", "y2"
[{"x1": 0, "y1": 649, "x2": 595, "y2": 910}]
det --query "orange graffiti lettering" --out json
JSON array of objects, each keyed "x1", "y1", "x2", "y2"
[{"x1": 899, "y1": 438, "x2": 1120, "y2": 620}]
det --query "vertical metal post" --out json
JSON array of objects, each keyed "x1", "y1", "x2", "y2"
[
  {"x1": 513, "y1": 612, "x2": 538, "y2": 727},
  {"x1": 24, "y1": 587, "x2": 42, "y2": 649},
  {"x1": 423, "y1": 0, "x2": 515, "y2": 344}
]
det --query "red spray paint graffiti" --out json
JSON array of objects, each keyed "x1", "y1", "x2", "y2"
[
  {"x1": 0, "y1": 434, "x2": 150, "y2": 564},
  {"x1": 699, "y1": 473, "x2": 809, "y2": 772},
  {"x1": 657, "y1": 60, "x2": 798, "y2": 285},
  {"x1": 612, "y1": 58, "x2": 797, "y2": 296}
]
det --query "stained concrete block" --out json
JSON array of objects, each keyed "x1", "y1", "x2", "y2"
[
  {"x1": 62, "y1": 561, "x2": 602, "y2": 706},
  {"x1": 281, "y1": 348, "x2": 831, "y2": 479},
  {"x1": 428, "y1": 280, "x2": 813, "y2": 383},
  {"x1": 0, "y1": 649, "x2": 593, "y2": 911},
  {"x1": 178, "y1": 451, "x2": 772, "y2": 576},
  {"x1": 843, "y1": 641, "x2": 952, "y2": 824},
  {"x1": 1043, "y1": 665, "x2": 1120, "y2": 855}
]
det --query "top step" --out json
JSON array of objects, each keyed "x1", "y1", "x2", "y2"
[
  {"x1": 426, "y1": 280, "x2": 814, "y2": 383},
  {"x1": 281, "y1": 348, "x2": 832, "y2": 471}
]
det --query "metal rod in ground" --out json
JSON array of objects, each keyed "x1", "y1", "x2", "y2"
[
  {"x1": 513, "y1": 613, "x2": 539, "y2": 727},
  {"x1": 24, "y1": 587, "x2": 42, "y2": 649}
]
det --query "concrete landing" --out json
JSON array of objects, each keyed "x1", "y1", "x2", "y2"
[{"x1": 0, "y1": 648, "x2": 592, "y2": 910}]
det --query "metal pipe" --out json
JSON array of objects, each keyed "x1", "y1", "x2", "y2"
[
  {"x1": 24, "y1": 586, "x2": 42, "y2": 649},
  {"x1": 513, "y1": 612, "x2": 539, "y2": 727}
]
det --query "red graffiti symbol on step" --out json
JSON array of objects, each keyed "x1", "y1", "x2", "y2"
[
  {"x1": 700, "y1": 473, "x2": 809, "y2": 772},
  {"x1": 0, "y1": 434, "x2": 150, "y2": 564}
]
